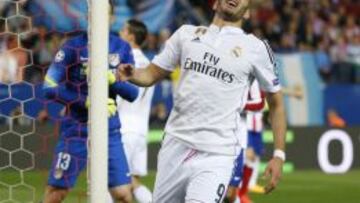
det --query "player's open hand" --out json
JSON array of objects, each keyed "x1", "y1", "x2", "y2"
[
  {"x1": 117, "y1": 64, "x2": 134, "y2": 81},
  {"x1": 263, "y1": 157, "x2": 283, "y2": 194}
]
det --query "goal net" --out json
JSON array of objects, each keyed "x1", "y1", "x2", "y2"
[{"x1": 0, "y1": 0, "x2": 109, "y2": 202}]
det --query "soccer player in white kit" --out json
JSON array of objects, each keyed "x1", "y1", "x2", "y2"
[
  {"x1": 118, "y1": 0, "x2": 287, "y2": 202},
  {"x1": 118, "y1": 19, "x2": 154, "y2": 203}
]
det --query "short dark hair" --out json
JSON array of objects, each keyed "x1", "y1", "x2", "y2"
[
  {"x1": 126, "y1": 19, "x2": 148, "y2": 47},
  {"x1": 109, "y1": 0, "x2": 115, "y2": 15}
]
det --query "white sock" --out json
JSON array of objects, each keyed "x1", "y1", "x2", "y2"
[
  {"x1": 133, "y1": 185, "x2": 152, "y2": 203},
  {"x1": 249, "y1": 157, "x2": 260, "y2": 187}
]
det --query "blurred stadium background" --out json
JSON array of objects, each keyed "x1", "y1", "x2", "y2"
[{"x1": 0, "y1": 0, "x2": 359, "y2": 202}]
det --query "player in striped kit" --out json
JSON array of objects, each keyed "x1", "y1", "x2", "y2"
[
  {"x1": 245, "y1": 80, "x2": 266, "y2": 195},
  {"x1": 118, "y1": 0, "x2": 287, "y2": 202}
]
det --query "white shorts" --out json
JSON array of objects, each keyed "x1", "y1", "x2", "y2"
[
  {"x1": 153, "y1": 135, "x2": 237, "y2": 203},
  {"x1": 122, "y1": 132, "x2": 148, "y2": 176}
]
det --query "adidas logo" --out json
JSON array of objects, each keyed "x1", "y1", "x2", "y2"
[{"x1": 192, "y1": 37, "x2": 200, "y2": 42}]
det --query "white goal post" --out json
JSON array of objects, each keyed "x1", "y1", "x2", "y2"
[{"x1": 87, "y1": 0, "x2": 109, "y2": 202}]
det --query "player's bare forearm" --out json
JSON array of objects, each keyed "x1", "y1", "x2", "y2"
[
  {"x1": 266, "y1": 91, "x2": 287, "y2": 151},
  {"x1": 118, "y1": 63, "x2": 170, "y2": 87},
  {"x1": 263, "y1": 91, "x2": 286, "y2": 194}
]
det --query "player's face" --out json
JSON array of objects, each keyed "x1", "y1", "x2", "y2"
[
  {"x1": 120, "y1": 24, "x2": 131, "y2": 42},
  {"x1": 214, "y1": 0, "x2": 251, "y2": 22}
]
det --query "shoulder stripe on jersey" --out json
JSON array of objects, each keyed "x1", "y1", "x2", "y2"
[{"x1": 262, "y1": 40, "x2": 275, "y2": 65}]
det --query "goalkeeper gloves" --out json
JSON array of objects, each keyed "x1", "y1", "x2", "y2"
[
  {"x1": 85, "y1": 68, "x2": 117, "y2": 85},
  {"x1": 85, "y1": 98, "x2": 117, "y2": 117},
  {"x1": 108, "y1": 70, "x2": 116, "y2": 85},
  {"x1": 107, "y1": 98, "x2": 117, "y2": 116}
]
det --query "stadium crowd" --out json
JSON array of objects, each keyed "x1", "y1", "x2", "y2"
[
  {"x1": 0, "y1": 1, "x2": 357, "y2": 202},
  {"x1": 186, "y1": 0, "x2": 360, "y2": 83},
  {"x1": 0, "y1": 0, "x2": 359, "y2": 124}
]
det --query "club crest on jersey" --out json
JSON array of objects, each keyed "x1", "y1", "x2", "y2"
[
  {"x1": 231, "y1": 46, "x2": 242, "y2": 58},
  {"x1": 195, "y1": 27, "x2": 207, "y2": 36},
  {"x1": 55, "y1": 50, "x2": 65, "y2": 62},
  {"x1": 109, "y1": 54, "x2": 120, "y2": 67}
]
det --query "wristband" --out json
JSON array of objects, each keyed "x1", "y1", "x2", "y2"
[{"x1": 273, "y1": 149, "x2": 286, "y2": 161}]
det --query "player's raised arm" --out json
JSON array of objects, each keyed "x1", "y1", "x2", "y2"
[
  {"x1": 43, "y1": 45, "x2": 86, "y2": 107},
  {"x1": 118, "y1": 25, "x2": 184, "y2": 87},
  {"x1": 117, "y1": 63, "x2": 170, "y2": 87},
  {"x1": 110, "y1": 81, "x2": 139, "y2": 102}
]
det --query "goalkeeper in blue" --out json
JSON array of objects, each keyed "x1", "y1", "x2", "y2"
[{"x1": 42, "y1": 31, "x2": 138, "y2": 202}]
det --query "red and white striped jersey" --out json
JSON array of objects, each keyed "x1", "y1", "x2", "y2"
[{"x1": 245, "y1": 80, "x2": 265, "y2": 132}]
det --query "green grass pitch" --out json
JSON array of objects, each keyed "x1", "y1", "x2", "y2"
[{"x1": 1, "y1": 170, "x2": 359, "y2": 203}]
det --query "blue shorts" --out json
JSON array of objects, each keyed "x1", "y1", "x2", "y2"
[
  {"x1": 229, "y1": 150, "x2": 244, "y2": 187},
  {"x1": 248, "y1": 131, "x2": 264, "y2": 156},
  {"x1": 48, "y1": 130, "x2": 130, "y2": 189}
]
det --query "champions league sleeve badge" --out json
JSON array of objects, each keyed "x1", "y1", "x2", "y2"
[{"x1": 55, "y1": 50, "x2": 65, "y2": 63}]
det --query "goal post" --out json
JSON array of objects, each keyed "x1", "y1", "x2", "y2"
[{"x1": 87, "y1": 0, "x2": 109, "y2": 202}]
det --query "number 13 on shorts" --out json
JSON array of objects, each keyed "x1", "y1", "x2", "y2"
[{"x1": 55, "y1": 152, "x2": 71, "y2": 171}]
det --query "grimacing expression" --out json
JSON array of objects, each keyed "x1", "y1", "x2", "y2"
[{"x1": 215, "y1": 0, "x2": 251, "y2": 22}]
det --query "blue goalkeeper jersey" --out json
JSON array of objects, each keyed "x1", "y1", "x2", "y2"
[{"x1": 43, "y1": 33, "x2": 138, "y2": 136}]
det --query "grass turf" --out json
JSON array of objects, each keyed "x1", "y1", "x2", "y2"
[{"x1": 0, "y1": 170, "x2": 359, "y2": 202}]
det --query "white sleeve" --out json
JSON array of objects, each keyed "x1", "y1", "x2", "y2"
[
  {"x1": 152, "y1": 26, "x2": 183, "y2": 72},
  {"x1": 252, "y1": 40, "x2": 281, "y2": 93}
]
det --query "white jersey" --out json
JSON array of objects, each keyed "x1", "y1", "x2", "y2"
[
  {"x1": 117, "y1": 49, "x2": 154, "y2": 136},
  {"x1": 152, "y1": 24, "x2": 280, "y2": 155}
]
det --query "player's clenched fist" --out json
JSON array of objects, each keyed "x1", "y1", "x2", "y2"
[{"x1": 117, "y1": 63, "x2": 134, "y2": 81}]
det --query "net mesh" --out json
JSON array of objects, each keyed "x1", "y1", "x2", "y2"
[{"x1": 0, "y1": 0, "x2": 88, "y2": 202}]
